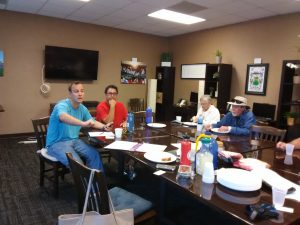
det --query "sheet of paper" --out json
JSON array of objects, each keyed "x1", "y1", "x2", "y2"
[
  {"x1": 88, "y1": 131, "x2": 115, "y2": 138},
  {"x1": 104, "y1": 141, "x2": 138, "y2": 151},
  {"x1": 154, "y1": 170, "x2": 166, "y2": 176},
  {"x1": 136, "y1": 143, "x2": 167, "y2": 153}
]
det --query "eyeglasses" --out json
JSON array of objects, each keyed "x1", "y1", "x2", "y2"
[{"x1": 106, "y1": 92, "x2": 118, "y2": 96}]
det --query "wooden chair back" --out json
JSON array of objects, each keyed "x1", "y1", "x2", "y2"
[
  {"x1": 66, "y1": 152, "x2": 110, "y2": 214},
  {"x1": 250, "y1": 125, "x2": 287, "y2": 143},
  {"x1": 134, "y1": 111, "x2": 156, "y2": 127},
  {"x1": 32, "y1": 116, "x2": 50, "y2": 150},
  {"x1": 129, "y1": 98, "x2": 145, "y2": 112}
]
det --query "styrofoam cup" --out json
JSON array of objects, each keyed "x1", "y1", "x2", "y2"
[
  {"x1": 272, "y1": 186, "x2": 287, "y2": 207},
  {"x1": 176, "y1": 116, "x2": 182, "y2": 122},
  {"x1": 115, "y1": 128, "x2": 123, "y2": 139},
  {"x1": 285, "y1": 143, "x2": 294, "y2": 156}
]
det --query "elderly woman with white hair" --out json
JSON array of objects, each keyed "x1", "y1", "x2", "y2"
[{"x1": 191, "y1": 95, "x2": 220, "y2": 125}]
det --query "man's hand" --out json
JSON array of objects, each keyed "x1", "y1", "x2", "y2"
[
  {"x1": 204, "y1": 124, "x2": 212, "y2": 131},
  {"x1": 108, "y1": 99, "x2": 117, "y2": 107},
  {"x1": 104, "y1": 122, "x2": 113, "y2": 131},
  {"x1": 81, "y1": 119, "x2": 95, "y2": 128},
  {"x1": 276, "y1": 141, "x2": 286, "y2": 150}
]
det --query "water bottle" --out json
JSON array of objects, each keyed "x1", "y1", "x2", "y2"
[
  {"x1": 197, "y1": 116, "x2": 203, "y2": 132},
  {"x1": 127, "y1": 112, "x2": 134, "y2": 133},
  {"x1": 210, "y1": 138, "x2": 219, "y2": 170},
  {"x1": 195, "y1": 137, "x2": 213, "y2": 175},
  {"x1": 145, "y1": 106, "x2": 152, "y2": 124}
]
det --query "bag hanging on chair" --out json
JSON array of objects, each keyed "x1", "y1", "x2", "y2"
[{"x1": 58, "y1": 169, "x2": 134, "y2": 225}]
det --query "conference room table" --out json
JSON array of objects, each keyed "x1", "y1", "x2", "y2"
[{"x1": 95, "y1": 122, "x2": 300, "y2": 225}]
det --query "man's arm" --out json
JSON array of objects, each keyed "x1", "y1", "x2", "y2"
[
  {"x1": 102, "y1": 99, "x2": 116, "y2": 124},
  {"x1": 277, "y1": 138, "x2": 300, "y2": 150},
  {"x1": 59, "y1": 113, "x2": 95, "y2": 127}
]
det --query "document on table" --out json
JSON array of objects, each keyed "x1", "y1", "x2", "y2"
[
  {"x1": 88, "y1": 132, "x2": 115, "y2": 139},
  {"x1": 104, "y1": 141, "x2": 167, "y2": 152}
]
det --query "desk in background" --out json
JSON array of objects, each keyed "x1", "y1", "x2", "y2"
[{"x1": 173, "y1": 104, "x2": 197, "y2": 121}]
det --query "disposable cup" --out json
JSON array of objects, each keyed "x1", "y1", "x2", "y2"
[
  {"x1": 115, "y1": 128, "x2": 123, "y2": 139},
  {"x1": 284, "y1": 155, "x2": 293, "y2": 165},
  {"x1": 285, "y1": 144, "x2": 294, "y2": 156},
  {"x1": 272, "y1": 186, "x2": 287, "y2": 207},
  {"x1": 176, "y1": 116, "x2": 182, "y2": 122}
]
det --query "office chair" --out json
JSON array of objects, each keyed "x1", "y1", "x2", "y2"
[
  {"x1": 32, "y1": 116, "x2": 70, "y2": 198},
  {"x1": 66, "y1": 153, "x2": 156, "y2": 224}
]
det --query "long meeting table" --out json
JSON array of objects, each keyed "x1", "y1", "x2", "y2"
[{"x1": 93, "y1": 122, "x2": 300, "y2": 225}]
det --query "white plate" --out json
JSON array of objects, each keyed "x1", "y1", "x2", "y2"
[
  {"x1": 144, "y1": 151, "x2": 176, "y2": 163},
  {"x1": 182, "y1": 122, "x2": 197, "y2": 127},
  {"x1": 211, "y1": 128, "x2": 230, "y2": 134},
  {"x1": 217, "y1": 168, "x2": 262, "y2": 192},
  {"x1": 147, "y1": 123, "x2": 166, "y2": 128}
]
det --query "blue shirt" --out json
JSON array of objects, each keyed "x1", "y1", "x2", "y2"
[
  {"x1": 213, "y1": 110, "x2": 256, "y2": 136},
  {"x1": 46, "y1": 99, "x2": 92, "y2": 147}
]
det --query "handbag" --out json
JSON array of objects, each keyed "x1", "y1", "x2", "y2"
[{"x1": 58, "y1": 169, "x2": 134, "y2": 225}]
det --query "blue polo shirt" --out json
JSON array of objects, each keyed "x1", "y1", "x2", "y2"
[{"x1": 46, "y1": 99, "x2": 92, "y2": 147}]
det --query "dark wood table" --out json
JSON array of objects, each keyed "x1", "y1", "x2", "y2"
[{"x1": 99, "y1": 123, "x2": 300, "y2": 225}]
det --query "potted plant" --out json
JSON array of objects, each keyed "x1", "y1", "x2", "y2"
[
  {"x1": 215, "y1": 49, "x2": 222, "y2": 64},
  {"x1": 160, "y1": 52, "x2": 173, "y2": 67},
  {"x1": 284, "y1": 112, "x2": 299, "y2": 126}
]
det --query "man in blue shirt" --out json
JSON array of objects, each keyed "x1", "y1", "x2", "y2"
[
  {"x1": 206, "y1": 96, "x2": 256, "y2": 136},
  {"x1": 46, "y1": 81, "x2": 112, "y2": 170}
]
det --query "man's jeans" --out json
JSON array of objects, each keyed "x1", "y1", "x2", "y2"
[{"x1": 47, "y1": 139, "x2": 104, "y2": 171}]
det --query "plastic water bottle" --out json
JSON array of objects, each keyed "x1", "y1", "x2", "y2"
[
  {"x1": 196, "y1": 137, "x2": 213, "y2": 175},
  {"x1": 127, "y1": 112, "x2": 134, "y2": 133},
  {"x1": 197, "y1": 116, "x2": 203, "y2": 132},
  {"x1": 145, "y1": 106, "x2": 152, "y2": 124},
  {"x1": 210, "y1": 138, "x2": 219, "y2": 170}
]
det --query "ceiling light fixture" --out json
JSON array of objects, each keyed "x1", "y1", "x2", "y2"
[
  {"x1": 148, "y1": 9, "x2": 205, "y2": 25},
  {"x1": 79, "y1": 0, "x2": 90, "y2": 2}
]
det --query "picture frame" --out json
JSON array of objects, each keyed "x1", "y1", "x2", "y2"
[
  {"x1": 121, "y1": 61, "x2": 146, "y2": 84},
  {"x1": 181, "y1": 63, "x2": 206, "y2": 79},
  {"x1": 0, "y1": 50, "x2": 3, "y2": 77},
  {"x1": 245, "y1": 63, "x2": 269, "y2": 95}
]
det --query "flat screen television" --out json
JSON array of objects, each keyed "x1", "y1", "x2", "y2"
[{"x1": 44, "y1": 45, "x2": 99, "y2": 80}]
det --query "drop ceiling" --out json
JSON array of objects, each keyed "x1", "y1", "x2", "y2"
[{"x1": 1, "y1": 0, "x2": 299, "y2": 37}]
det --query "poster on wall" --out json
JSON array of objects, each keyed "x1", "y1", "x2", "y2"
[
  {"x1": 245, "y1": 64, "x2": 269, "y2": 95},
  {"x1": 0, "y1": 50, "x2": 3, "y2": 77},
  {"x1": 121, "y1": 61, "x2": 146, "y2": 84}
]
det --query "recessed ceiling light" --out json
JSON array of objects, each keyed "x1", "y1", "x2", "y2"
[
  {"x1": 148, "y1": 9, "x2": 205, "y2": 25},
  {"x1": 79, "y1": 0, "x2": 90, "y2": 2}
]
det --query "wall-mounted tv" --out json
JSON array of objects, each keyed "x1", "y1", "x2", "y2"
[{"x1": 44, "y1": 45, "x2": 99, "y2": 80}]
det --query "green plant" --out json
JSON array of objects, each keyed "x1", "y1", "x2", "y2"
[
  {"x1": 284, "y1": 111, "x2": 299, "y2": 118},
  {"x1": 215, "y1": 49, "x2": 222, "y2": 57},
  {"x1": 160, "y1": 52, "x2": 173, "y2": 62}
]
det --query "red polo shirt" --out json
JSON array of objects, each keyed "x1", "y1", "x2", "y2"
[{"x1": 96, "y1": 101, "x2": 127, "y2": 129}]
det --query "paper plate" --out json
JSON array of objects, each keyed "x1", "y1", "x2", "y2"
[
  {"x1": 147, "y1": 123, "x2": 166, "y2": 128},
  {"x1": 216, "y1": 168, "x2": 262, "y2": 192},
  {"x1": 182, "y1": 122, "x2": 197, "y2": 127},
  {"x1": 211, "y1": 128, "x2": 230, "y2": 134},
  {"x1": 144, "y1": 151, "x2": 176, "y2": 163}
]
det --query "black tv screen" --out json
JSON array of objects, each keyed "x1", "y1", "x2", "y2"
[{"x1": 44, "y1": 45, "x2": 99, "y2": 80}]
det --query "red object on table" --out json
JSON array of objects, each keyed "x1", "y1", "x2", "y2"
[{"x1": 180, "y1": 140, "x2": 191, "y2": 165}]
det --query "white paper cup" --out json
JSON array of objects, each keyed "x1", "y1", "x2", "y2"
[
  {"x1": 176, "y1": 116, "x2": 182, "y2": 122},
  {"x1": 284, "y1": 155, "x2": 293, "y2": 165},
  {"x1": 115, "y1": 128, "x2": 123, "y2": 139},
  {"x1": 272, "y1": 186, "x2": 287, "y2": 207},
  {"x1": 285, "y1": 143, "x2": 294, "y2": 156}
]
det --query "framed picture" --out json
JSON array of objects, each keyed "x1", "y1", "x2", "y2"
[
  {"x1": 0, "y1": 50, "x2": 3, "y2": 77},
  {"x1": 121, "y1": 61, "x2": 146, "y2": 84},
  {"x1": 245, "y1": 64, "x2": 269, "y2": 95},
  {"x1": 181, "y1": 63, "x2": 206, "y2": 79}
]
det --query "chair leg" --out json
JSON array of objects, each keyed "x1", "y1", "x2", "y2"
[
  {"x1": 39, "y1": 159, "x2": 45, "y2": 187},
  {"x1": 53, "y1": 164, "x2": 59, "y2": 198}
]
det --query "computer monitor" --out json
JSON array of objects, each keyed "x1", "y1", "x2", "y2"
[
  {"x1": 252, "y1": 103, "x2": 276, "y2": 121},
  {"x1": 190, "y1": 92, "x2": 198, "y2": 104}
]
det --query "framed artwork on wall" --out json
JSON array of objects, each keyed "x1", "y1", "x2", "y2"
[
  {"x1": 0, "y1": 50, "x2": 3, "y2": 77},
  {"x1": 121, "y1": 61, "x2": 146, "y2": 84},
  {"x1": 245, "y1": 64, "x2": 269, "y2": 95}
]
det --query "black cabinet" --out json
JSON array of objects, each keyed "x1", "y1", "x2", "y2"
[
  {"x1": 156, "y1": 67, "x2": 175, "y2": 121},
  {"x1": 277, "y1": 60, "x2": 300, "y2": 129},
  {"x1": 204, "y1": 64, "x2": 232, "y2": 114}
]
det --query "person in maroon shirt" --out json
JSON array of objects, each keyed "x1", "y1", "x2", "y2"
[{"x1": 96, "y1": 84, "x2": 127, "y2": 129}]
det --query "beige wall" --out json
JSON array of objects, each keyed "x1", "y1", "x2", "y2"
[
  {"x1": 1, "y1": 11, "x2": 299, "y2": 135},
  {"x1": 170, "y1": 13, "x2": 300, "y2": 112},
  {"x1": 0, "y1": 11, "x2": 168, "y2": 134}
]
